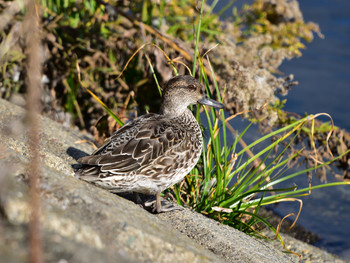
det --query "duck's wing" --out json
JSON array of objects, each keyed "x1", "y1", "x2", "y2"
[{"x1": 77, "y1": 115, "x2": 183, "y2": 177}]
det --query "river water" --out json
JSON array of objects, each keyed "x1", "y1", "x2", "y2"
[
  {"x1": 278, "y1": 0, "x2": 350, "y2": 259},
  {"x1": 280, "y1": 0, "x2": 350, "y2": 131},
  {"x1": 210, "y1": 0, "x2": 350, "y2": 260}
]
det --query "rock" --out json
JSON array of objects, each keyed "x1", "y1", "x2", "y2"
[
  {"x1": 0, "y1": 98, "x2": 343, "y2": 263},
  {"x1": 157, "y1": 208, "x2": 294, "y2": 262}
]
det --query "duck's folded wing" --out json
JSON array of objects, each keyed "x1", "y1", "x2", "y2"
[{"x1": 77, "y1": 120, "x2": 182, "y2": 176}]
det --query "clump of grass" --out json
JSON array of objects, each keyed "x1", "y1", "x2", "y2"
[
  {"x1": 167, "y1": 6, "x2": 350, "y2": 258},
  {"x1": 167, "y1": 0, "x2": 350, "y2": 245},
  {"x1": 172, "y1": 78, "x2": 350, "y2": 234},
  {"x1": 234, "y1": 0, "x2": 324, "y2": 57}
]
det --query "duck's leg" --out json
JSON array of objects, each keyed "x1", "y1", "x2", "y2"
[
  {"x1": 155, "y1": 191, "x2": 162, "y2": 213},
  {"x1": 142, "y1": 191, "x2": 183, "y2": 213},
  {"x1": 151, "y1": 191, "x2": 183, "y2": 213}
]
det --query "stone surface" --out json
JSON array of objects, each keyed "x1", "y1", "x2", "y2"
[
  {"x1": 157, "y1": 207, "x2": 295, "y2": 262},
  {"x1": 0, "y1": 98, "x2": 344, "y2": 263}
]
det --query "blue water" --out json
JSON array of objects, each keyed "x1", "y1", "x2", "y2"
[
  {"x1": 210, "y1": 0, "x2": 350, "y2": 260},
  {"x1": 280, "y1": 0, "x2": 350, "y2": 132},
  {"x1": 277, "y1": 1, "x2": 350, "y2": 259}
]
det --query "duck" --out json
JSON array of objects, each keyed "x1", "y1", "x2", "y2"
[{"x1": 75, "y1": 75, "x2": 224, "y2": 213}]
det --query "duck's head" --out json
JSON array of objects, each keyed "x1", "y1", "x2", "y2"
[{"x1": 160, "y1": 75, "x2": 224, "y2": 117}]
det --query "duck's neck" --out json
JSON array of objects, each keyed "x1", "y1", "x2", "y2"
[{"x1": 160, "y1": 103, "x2": 191, "y2": 118}]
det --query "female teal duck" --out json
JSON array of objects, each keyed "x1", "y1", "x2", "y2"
[{"x1": 75, "y1": 75, "x2": 224, "y2": 213}]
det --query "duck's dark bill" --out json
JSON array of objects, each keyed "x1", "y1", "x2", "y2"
[{"x1": 198, "y1": 96, "x2": 224, "y2": 109}]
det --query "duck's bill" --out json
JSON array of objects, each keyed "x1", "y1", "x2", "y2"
[{"x1": 198, "y1": 96, "x2": 224, "y2": 109}]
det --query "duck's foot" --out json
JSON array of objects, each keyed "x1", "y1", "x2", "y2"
[
  {"x1": 142, "y1": 192, "x2": 184, "y2": 213},
  {"x1": 121, "y1": 192, "x2": 183, "y2": 213}
]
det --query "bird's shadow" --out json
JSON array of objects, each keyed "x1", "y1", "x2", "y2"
[{"x1": 66, "y1": 146, "x2": 89, "y2": 170}]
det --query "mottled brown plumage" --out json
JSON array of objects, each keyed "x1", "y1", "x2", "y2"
[{"x1": 75, "y1": 75, "x2": 224, "y2": 212}]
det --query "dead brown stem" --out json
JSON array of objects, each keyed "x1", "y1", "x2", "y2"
[{"x1": 24, "y1": 0, "x2": 44, "y2": 262}]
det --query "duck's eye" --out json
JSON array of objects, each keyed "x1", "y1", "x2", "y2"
[{"x1": 188, "y1": 84, "x2": 196, "y2": 91}]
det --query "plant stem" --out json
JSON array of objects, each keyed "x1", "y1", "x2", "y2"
[{"x1": 192, "y1": 0, "x2": 205, "y2": 77}]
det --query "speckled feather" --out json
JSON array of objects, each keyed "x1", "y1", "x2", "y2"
[
  {"x1": 75, "y1": 75, "x2": 223, "y2": 201},
  {"x1": 76, "y1": 110, "x2": 202, "y2": 194}
]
